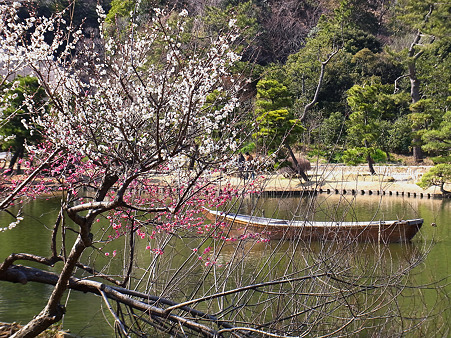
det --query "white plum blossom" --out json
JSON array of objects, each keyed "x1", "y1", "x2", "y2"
[
  {"x1": 228, "y1": 18, "x2": 237, "y2": 28},
  {"x1": 1, "y1": 4, "x2": 247, "y2": 187}
]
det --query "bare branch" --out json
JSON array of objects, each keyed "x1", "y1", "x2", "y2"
[
  {"x1": 163, "y1": 272, "x2": 329, "y2": 315},
  {"x1": 300, "y1": 49, "x2": 340, "y2": 122},
  {"x1": 99, "y1": 289, "x2": 131, "y2": 337}
]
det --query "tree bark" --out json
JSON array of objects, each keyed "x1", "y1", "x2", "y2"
[
  {"x1": 367, "y1": 154, "x2": 376, "y2": 175},
  {"x1": 188, "y1": 144, "x2": 199, "y2": 170},
  {"x1": 364, "y1": 141, "x2": 376, "y2": 175},
  {"x1": 407, "y1": 2, "x2": 434, "y2": 165},
  {"x1": 7, "y1": 147, "x2": 23, "y2": 175},
  {"x1": 0, "y1": 265, "x2": 234, "y2": 336},
  {"x1": 11, "y1": 306, "x2": 65, "y2": 338},
  {"x1": 408, "y1": 34, "x2": 423, "y2": 163},
  {"x1": 11, "y1": 170, "x2": 123, "y2": 337},
  {"x1": 412, "y1": 142, "x2": 423, "y2": 163},
  {"x1": 286, "y1": 143, "x2": 309, "y2": 181},
  {"x1": 12, "y1": 235, "x2": 90, "y2": 338}
]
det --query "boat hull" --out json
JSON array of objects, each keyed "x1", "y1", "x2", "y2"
[{"x1": 204, "y1": 209, "x2": 423, "y2": 243}]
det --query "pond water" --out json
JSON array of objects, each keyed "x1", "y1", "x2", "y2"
[{"x1": 0, "y1": 194, "x2": 450, "y2": 336}]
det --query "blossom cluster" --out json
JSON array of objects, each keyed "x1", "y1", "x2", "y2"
[
  {"x1": 27, "y1": 7, "x2": 245, "y2": 176},
  {"x1": 0, "y1": 4, "x2": 266, "y2": 252}
]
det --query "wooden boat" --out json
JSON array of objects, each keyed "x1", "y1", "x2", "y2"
[{"x1": 204, "y1": 209, "x2": 423, "y2": 243}]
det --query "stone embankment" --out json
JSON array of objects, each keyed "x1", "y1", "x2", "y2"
[
  {"x1": 230, "y1": 164, "x2": 445, "y2": 198},
  {"x1": 1, "y1": 154, "x2": 445, "y2": 199}
]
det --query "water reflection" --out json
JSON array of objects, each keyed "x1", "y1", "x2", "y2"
[
  {"x1": 236, "y1": 193, "x2": 429, "y2": 222},
  {"x1": 0, "y1": 194, "x2": 449, "y2": 336}
]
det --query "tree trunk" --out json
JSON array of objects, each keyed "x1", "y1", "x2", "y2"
[
  {"x1": 188, "y1": 145, "x2": 199, "y2": 171},
  {"x1": 412, "y1": 142, "x2": 423, "y2": 163},
  {"x1": 364, "y1": 141, "x2": 376, "y2": 175},
  {"x1": 286, "y1": 144, "x2": 309, "y2": 182},
  {"x1": 12, "y1": 235, "x2": 90, "y2": 337},
  {"x1": 8, "y1": 147, "x2": 24, "y2": 175},
  {"x1": 409, "y1": 58, "x2": 423, "y2": 162},
  {"x1": 12, "y1": 171, "x2": 119, "y2": 337},
  {"x1": 408, "y1": 63, "x2": 421, "y2": 104},
  {"x1": 11, "y1": 306, "x2": 65, "y2": 338},
  {"x1": 367, "y1": 154, "x2": 376, "y2": 175},
  {"x1": 408, "y1": 30, "x2": 424, "y2": 163}
]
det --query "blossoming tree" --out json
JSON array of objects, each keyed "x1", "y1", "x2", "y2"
[
  {"x1": 0, "y1": 2, "x2": 439, "y2": 337},
  {"x1": 0, "y1": 3, "x2": 254, "y2": 336}
]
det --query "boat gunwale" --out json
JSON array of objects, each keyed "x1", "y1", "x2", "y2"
[{"x1": 205, "y1": 208, "x2": 424, "y2": 229}]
